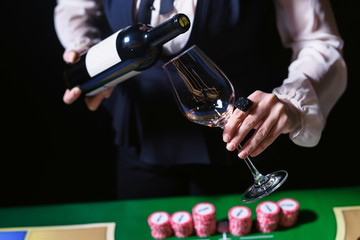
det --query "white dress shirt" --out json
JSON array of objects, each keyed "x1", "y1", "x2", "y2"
[{"x1": 54, "y1": 0, "x2": 347, "y2": 147}]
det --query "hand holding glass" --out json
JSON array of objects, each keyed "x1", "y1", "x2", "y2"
[{"x1": 163, "y1": 45, "x2": 288, "y2": 203}]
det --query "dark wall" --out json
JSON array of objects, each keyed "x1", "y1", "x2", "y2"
[
  {"x1": 2, "y1": 1, "x2": 116, "y2": 206},
  {"x1": 2, "y1": 0, "x2": 358, "y2": 207}
]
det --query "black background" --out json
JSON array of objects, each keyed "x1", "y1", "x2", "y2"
[{"x1": 2, "y1": 0, "x2": 359, "y2": 207}]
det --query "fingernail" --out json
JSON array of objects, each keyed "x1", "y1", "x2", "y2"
[
  {"x1": 70, "y1": 52, "x2": 76, "y2": 62},
  {"x1": 223, "y1": 134, "x2": 230, "y2": 142},
  {"x1": 74, "y1": 87, "x2": 81, "y2": 95},
  {"x1": 68, "y1": 51, "x2": 79, "y2": 63},
  {"x1": 226, "y1": 142, "x2": 235, "y2": 151},
  {"x1": 238, "y1": 150, "x2": 248, "y2": 159},
  {"x1": 63, "y1": 89, "x2": 70, "y2": 104}
]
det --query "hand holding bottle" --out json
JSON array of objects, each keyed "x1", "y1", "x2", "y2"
[
  {"x1": 62, "y1": 13, "x2": 190, "y2": 111},
  {"x1": 62, "y1": 50, "x2": 114, "y2": 111}
]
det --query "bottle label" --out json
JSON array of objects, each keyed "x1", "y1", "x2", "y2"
[{"x1": 85, "y1": 30, "x2": 122, "y2": 77}]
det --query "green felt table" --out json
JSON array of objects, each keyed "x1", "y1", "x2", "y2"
[{"x1": 0, "y1": 186, "x2": 359, "y2": 239}]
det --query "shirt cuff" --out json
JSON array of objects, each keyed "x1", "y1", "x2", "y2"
[{"x1": 273, "y1": 70, "x2": 324, "y2": 147}]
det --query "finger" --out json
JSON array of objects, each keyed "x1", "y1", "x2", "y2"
[
  {"x1": 248, "y1": 111, "x2": 289, "y2": 158},
  {"x1": 237, "y1": 112, "x2": 277, "y2": 159},
  {"x1": 223, "y1": 108, "x2": 248, "y2": 143},
  {"x1": 239, "y1": 101, "x2": 291, "y2": 158},
  {"x1": 248, "y1": 126, "x2": 281, "y2": 158},
  {"x1": 223, "y1": 92, "x2": 262, "y2": 143},
  {"x1": 85, "y1": 94, "x2": 104, "y2": 111},
  {"x1": 226, "y1": 91, "x2": 265, "y2": 146},
  {"x1": 63, "y1": 51, "x2": 80, "y2": 64},
  {"x1": 84, "y1": 88, "x2": 114, "y2": 111},
  {"x1": 103, "y1": 86, "x2": 115, "y2": 98},
  {"x1": 63, "y1": 87, "x2": 81, "y2": 104},
  {"x1": 227, "y1": 106, "x2": 266, "y2": 152}
]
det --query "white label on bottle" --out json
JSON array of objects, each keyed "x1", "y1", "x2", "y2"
[{"x1": 85, "y1": 30, "x2": 122, "y2": 77}]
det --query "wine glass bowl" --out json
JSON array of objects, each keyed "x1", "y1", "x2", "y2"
[
  {"x1": 164, "y1": 46, "x2": 235, "y2": 128},
  {"x1": 163, "y1": 45, "x2": 288, "y2": 203}
]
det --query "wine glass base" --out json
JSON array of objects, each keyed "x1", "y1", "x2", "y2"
[{"x1": 241, "y1": 170, "x2": 288, "y2": 203}]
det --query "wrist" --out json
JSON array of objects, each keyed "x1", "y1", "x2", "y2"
[{"x1": 279, "y1": 98, "x2": 302, "y2": 133}]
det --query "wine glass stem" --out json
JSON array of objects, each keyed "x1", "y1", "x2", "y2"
[
  {"x1": 219, "y1": 123, "x2": 266, "y2": 186},
  {"x1": 236, "y1": 144, "x2": 267, "y2": 186}
]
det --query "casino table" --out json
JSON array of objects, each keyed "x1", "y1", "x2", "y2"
[{"x1": 0, "y1": 186, "x2": 359, "y2": 240}]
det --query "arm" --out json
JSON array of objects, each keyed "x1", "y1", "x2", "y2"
[
  {"x1": 272, "y1": 0, "x2": 347, "y2": 147},
  {"x1": 54, "y1": 0, "x2": 103, "y2": 53},
  {"x1": 223, "y1": 0, "x2": 347, "y2": 158},
  {"x1": 54, "y1": 0, "x2": 113, "y2": 110}
]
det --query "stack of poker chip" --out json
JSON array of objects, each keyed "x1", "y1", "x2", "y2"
[
  {"x1": 277, "y1": 198, "x2": 300, "y2": 227},
  {"x1": 170, "y1": 211, "x2": 194, "y2": 237},
  {"x1": 228, "y1": 206, "x2": 252, "y2": 236},
  {"x1": 148, "y1": 211, "x2": 173, "y2": 239},
  {"x1": 256, "y1": 201, "x2": 280, "y2": 233},
  {"x1": 192, "y1": 202, "x2": 216, "y2": 237}
]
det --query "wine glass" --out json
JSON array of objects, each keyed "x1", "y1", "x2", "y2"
[{"x1": 163, "y1": 45, "x2": 288, "y2": 203}]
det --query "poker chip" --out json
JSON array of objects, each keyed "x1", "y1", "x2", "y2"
[
  {"x1": 170, "y1": 211, "x2": 194, "y2": 237},
  {"x1": 277, "y1": 198, "x2": 300, "y2": 227},
  {"x1": 228, "y1": 206, "x2": 252, "y2": 236},
  {"x1": 192, "y1": 202, "x2": 216, "y2": 237},
  {"x1": 256, "y1": 201, "x2": 280, "y2": 233},
  {"x1": 148, "y1": 211, "x2": 173, "y2": 239},
  {"x1": 147, "y1": 198, "x2": 299, "y2": 239}
]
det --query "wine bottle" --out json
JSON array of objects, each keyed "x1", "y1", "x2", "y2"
[{"x1": 64, "y1": 13, "x2": 190, "y2": 96}]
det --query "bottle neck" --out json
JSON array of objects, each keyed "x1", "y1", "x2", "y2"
[{"x1": 147, "y1": 14, "x2": 190, "y2": 47}]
